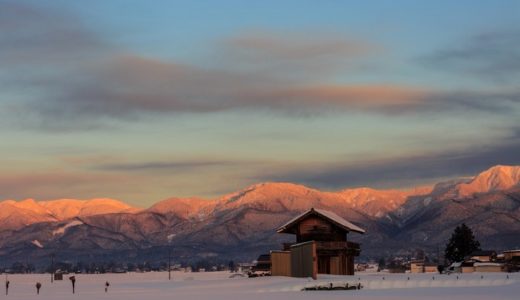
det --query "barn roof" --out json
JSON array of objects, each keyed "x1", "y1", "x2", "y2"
[{"x1": 276, "y1": 208, "x2": 365, "y2": 234}]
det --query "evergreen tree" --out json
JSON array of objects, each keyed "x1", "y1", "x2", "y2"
[
  {"x1": 444, "y1": 223, "x2": 481, "y2": 263},
  {"x1": 378, "y1": 257, "x2": 386, "y2": 269}
]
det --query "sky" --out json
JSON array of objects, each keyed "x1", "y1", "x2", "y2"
[{"x1": 1, "y1": 0, "x2": 519, "y2": 206}]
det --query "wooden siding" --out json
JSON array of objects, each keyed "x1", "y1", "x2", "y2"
[
  {"x1": 347, "y1": 255, "x2": 354, "y2": 275},
  {"x1": 290, "y1": 241, "x2": 317, "y2": 279},
  {"x1": 270, "y1": 251, "x2": 291, "y2": 277},
  {"x1": 297, "y1": 216, "x2": 346, "y2": 243},
  {"x1": 330, "y1": 256, "x2": 341, "y2": 275}
]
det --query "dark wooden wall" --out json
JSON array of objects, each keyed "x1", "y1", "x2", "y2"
[{"x1": 296, "y1": 216, "x2": 347, "y2": 243}]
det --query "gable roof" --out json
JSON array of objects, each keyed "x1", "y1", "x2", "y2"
[{"x1": 277, "y1": 208, "x2": 365, "y2": 234}]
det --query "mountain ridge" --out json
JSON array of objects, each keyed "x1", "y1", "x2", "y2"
[
  {"x1": 3, "y1": 165, "x2": 518, "y2": 220},
  {"x1": 0, "y1": 165, "x2": 519, "y2": 264}
]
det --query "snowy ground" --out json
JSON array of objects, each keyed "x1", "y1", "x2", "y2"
[{"x1": 2, "y1": 271, "x2": 519, "y2": 299}]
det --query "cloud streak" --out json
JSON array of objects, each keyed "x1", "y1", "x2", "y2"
[
  {"x1": 219, "y1": 32, "x2": 380, "y2": 78},
  {"x1": 421, "y1": 30, "x2": 520, "y2": 83},
  {"x1": 253, "y1": 128, "x2": 520, "y2": 189},
  {"x1": 94, "y1": 159, "x2": 250, "y2": 172},
  {"x1": 0, "y1": 2, "x2": 109, "y2": 66}
]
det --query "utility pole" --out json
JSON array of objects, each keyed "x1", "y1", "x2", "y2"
[
  {"x1": 168, "y1": 248, "x2": 172, "y2": 280},
  {"x1": 51, "y1": 253, "x2": 55, "y2": 283}
]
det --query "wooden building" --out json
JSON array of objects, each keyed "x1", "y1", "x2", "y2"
[
  {"x1": 410, "y1": 260, "x2": 438, "y2": 273},
  {"x1": 468, "y1": 250, "x2": 497, "y2": 262},
  {"x1": 474, "y1": 262, "x2": 504, "y2": 272},
  {"x1": 503, "y1": 249, "x2": 520, "y2": 261},
  {"x1": 274, "y1": 208, "x2": 365, "y2": 277}
]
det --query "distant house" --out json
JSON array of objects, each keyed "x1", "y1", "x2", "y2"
[
  {"x1": 410, "y1": 260, "x2": 437, "y2": 273},
  {"x1": 251, "y1": 254, "x2": 271, "y2": 275},
  {"x1": 237, "y1": 263, "x2": 254, "y2": 273},
  {"x1": 410, "y1": 260, "x2": 423, "y2": 273},
  {"x1": 271, "y1": 208, "x2": 365, "y2": 278},
  {"x1": 460, "y1": 261, "x2": 476, "y2": 273},
  {"x1": 469, "y1": 250, "x2": 497, "y2": 262},
  {"x1": 474, "y1": 262, "x2": 504, "y2": 272},
  {"x1": 501, "y1": 249, "x2": 520, "y2": 272},
  {"x1": 446, "y1": 249, "x2": 507, "y2": 273},
  {"x1": 503, "y1": 249, "x2": 520, "y2": 261}
]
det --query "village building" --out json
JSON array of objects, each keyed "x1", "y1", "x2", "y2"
[
  {"x1": 410, "y1": 259, "x2": 438, "y2": 273},
  {"x1": 474, "y1": 262, "x2": 504, "y2": 272},
  {"x1": 468, "y1": 250, "x2": 497, "y2": 262},
  {"x1": 503, "y1": 249, "x2": 520, "y2": 261},
  {"x1": 271, "y1": 208, "x2": 365, "y2": 279}
]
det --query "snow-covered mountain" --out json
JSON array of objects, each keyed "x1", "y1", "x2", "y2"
[
  {"x1": 0, "y1": 198, "x2": 139, "y2": 231},
  {"x1": 0, "y1": 165, "x2": 519, "y2": 265},
  {"x1": 453, "y1": 165, "x2": 520, "y2": 198}
]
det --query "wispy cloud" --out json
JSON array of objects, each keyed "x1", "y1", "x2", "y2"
[
  {"x1": 94, "y1": 159, "x2": 249, "y2": 172},
  {"x1": 1, "y1": 2, "x2": 518, "y2": 132},
  {"x1": 421, "y1": 30, "x2": 520, "y2": 83},
  {"x1": 219, "y1": 31, "x2": 380, "y2": 78},
  {"x1": 0, "y1": 2, "x2": 110, "y2": 66}
]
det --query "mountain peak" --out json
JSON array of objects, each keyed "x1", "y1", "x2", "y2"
[
  {"x1": 455, "y1": 165, "x2": 520, "y2": 197},
  {"x1": 220, "y1": 182, "x2": 317, "y2": 203},
  {"x1": 147, "y1": 197, "x2": 216, "y2": 218}
]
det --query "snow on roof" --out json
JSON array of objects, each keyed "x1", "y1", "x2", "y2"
[
  {"x1": 474, "y1": 262, "x2": 503, "y2": 267},
  {"x1": 277, "y1": 208, "x2": 365, "y2": 234},
  {"x1": 449, "y1": 262, "x2": 462, "y2": 268}
]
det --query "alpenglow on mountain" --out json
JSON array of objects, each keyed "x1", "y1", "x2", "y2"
[{"x1": 0, "y1": 165, "x2": 519, "y2": 265}]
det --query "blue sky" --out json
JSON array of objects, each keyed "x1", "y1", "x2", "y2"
[{"x1": 0, "y1": 0, "x2": 519, "y2": 205}]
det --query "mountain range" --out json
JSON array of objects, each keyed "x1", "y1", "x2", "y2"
[{"x1": 0, "y1": 165, "x2": 519, "y2": 266}]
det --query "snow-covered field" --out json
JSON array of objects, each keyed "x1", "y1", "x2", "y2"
[{"x1": 2, "y1": 271, "x2": 519, "y2": 300}]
